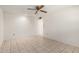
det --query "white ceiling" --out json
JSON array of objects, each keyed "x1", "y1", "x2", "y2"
[
  {"x1": 0, "y1": 5, "x2": 72, "y2": 13},
  {"x1": 0, "y1": 5, "x2": 36, "y2": 14},
  {"x1": 0, "y1": 5, "x2": 77, "y2": 15}
]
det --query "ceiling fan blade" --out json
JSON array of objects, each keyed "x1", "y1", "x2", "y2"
[
  {"x1": 36, "y1": 5, "x2": 44, "y2": 10},
  {"x1": 39, "y1": 5, "x2": 44, "y2": 9},
  {"x1": 40, "y1": 10, "x2": 47, "y2": 13},
  {"x1": 27, "y1": 8, "x2": 36, "y2": 10},
  {"x1": 35, "y1": 10, "x2": 38, "y2": 14}
]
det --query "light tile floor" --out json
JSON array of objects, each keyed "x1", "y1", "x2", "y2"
[{"x1": 0, "y1": 36, "x2": 79, "y2": 53}]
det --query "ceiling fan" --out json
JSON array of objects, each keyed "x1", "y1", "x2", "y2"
[{"x1": 27, "y1": 5, "x2": 47, "y2": 15}]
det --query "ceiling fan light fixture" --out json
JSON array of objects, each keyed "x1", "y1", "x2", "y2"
[{"x1": 39, "y1": 17, "x2": 42, "y2": 19}]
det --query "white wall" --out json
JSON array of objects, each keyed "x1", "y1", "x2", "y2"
[
  {"x1": 4, "y1": 12, "x2": 38, "y2": 40},
  {"x1": 44, "y1": 6, "x2": 79, "y2": 47},
  {"x1": 0, "y1": 8, "x2": 4, "y2": 46}
]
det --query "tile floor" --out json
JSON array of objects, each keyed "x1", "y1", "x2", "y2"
[{"x1": 0, "y1": 36, "x2": 79, "y2": 53}]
